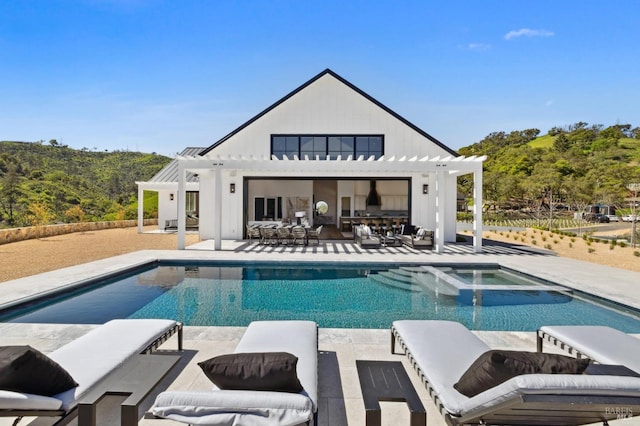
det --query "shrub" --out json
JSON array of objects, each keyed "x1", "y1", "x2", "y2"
[
  {"x1": 531, "y1": 240, "x2": 537, "y2": 245},
  {"x1": 588, "y1": 248, "x2": 596, "y2": 254},
  {"x1": 553, "y1": 240, "x2": 559, "y2": 244},
  {"x1": 569, "y1": 243, "x2": 573, "y2": 248},
  {"x1": 570, "y1": 238, "x2": 576, "y2": 243},
  {"x1": 635, "y1": 251, "x2": 640, "y2": 257},
  {"x1": 619, "y1": 241, "x2": 627, "y2": 248},
  {"x1": 544, "y1": 243, "x2": 552, "y2": 250}
]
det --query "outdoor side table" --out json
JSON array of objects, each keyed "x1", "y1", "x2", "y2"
[
  {"x1": 77, "y1": 353, "x2": 181, "y2": 426},
  {"x1": 356, "y1": 360, "x2": 426, "y2": 426}
]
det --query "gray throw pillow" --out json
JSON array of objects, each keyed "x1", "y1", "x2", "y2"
[
  {"x1": 198, "y1": 352, "x2": 303, "y2": 393},
  {"x1": 454, "y1": 350, "x2": 590, "y2": 397},
  {"x1": 0, "y1": 346, "x2": 78, "y2": 396}
]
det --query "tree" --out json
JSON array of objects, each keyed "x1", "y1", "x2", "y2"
[
  {"x1": 0, "y1": 163, "x2": 23, "y2": 225},
  {"x1": 26, "y1": 201, "x2": 55, "y2": 238}
]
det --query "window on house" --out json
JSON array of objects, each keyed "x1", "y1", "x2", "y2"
[
  {"x1": 272, "y1": 135, "x2": 383, "y2": 160},
  {"x1": 254, "y1": 196, "x2": 283, "y2": 221}
]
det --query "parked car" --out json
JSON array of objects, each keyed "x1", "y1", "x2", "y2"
[
  {"x1": 606, "y1": 215, "x2": 620, "y2": 222},
  {"x1": 585, "y1": 213, "x2": 610, "y2": 223},
  {"x1": 622, "y1": 215, "x2": 639, "y2": 222}
]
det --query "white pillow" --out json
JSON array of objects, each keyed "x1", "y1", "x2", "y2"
[{"x1": 416, "y1": 228, "x2": 425, "y2": 238}]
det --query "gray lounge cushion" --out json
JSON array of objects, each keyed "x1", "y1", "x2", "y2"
[
  {"x1": 152, "y1": 390, "x2": 313, "y2": 426},
  {"x1": 0, "y1": 346, "x2": 78, "y2": 396},
  {"x1": 454, "y1": 350, "x2": 590, "y2": 397},
  {"x1": 459, "y1": 373, "x2": 640, "y2": 418},
  {"x1": 539, "y1": 325, "x2": 640, "y2": 373},
  {"x1": 198, "y1": 352, "x2": 303, "y2": 393}
]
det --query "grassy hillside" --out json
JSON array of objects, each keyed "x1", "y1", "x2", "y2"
[{"x1": 0, "y1": 141, "x2": 171, "y2": 227}]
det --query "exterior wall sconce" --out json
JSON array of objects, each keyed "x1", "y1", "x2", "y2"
[
  {"x1": 423, "y1": 184, "x2": 429, "y2": 194},
  {"x1": 169, "y1": 193, "x2": 174, "y2": 201},
  {"x1": 230, "y1": 183, "x2": 236, "y2": 194}
]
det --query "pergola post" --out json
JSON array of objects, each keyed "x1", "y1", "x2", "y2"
[
  {"x1": 177, "y1": 163, "x2": 187, "y2": 250},
  {"x1": 473, "y1": 168, "x2": 483, "y2": 253},
  {"x1": 434, "y1": 170, "x2": 446, "y2": 253},
  {"x1": 137, "y1": 185, "x2": 144, "y2": 233},
  {"x1": 214, "y1": 167, "x2": 223, "y2": 250}
]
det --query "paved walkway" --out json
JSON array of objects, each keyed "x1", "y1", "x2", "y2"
[{"x1": 2, "y1": 239, "x2": 640, "y2": 425}]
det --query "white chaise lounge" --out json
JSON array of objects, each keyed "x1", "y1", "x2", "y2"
[
  {"x1": 0, "y1": 319, "x2": 182, "y2": 424},
  {"x1": 392, "y1": 320, "x2": 640, "y2": 425},
  {"x1": 537, "y1": 325, "x2": 640, "y2": 373},
  {"x1": 150, "y1": 320, "x2": 318, "y2": 426}
]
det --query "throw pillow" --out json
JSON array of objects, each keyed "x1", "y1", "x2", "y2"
[
  {"x1": 198, "y1": 352, "x2": 303, "y2": 393},
  {"x1": 0, "y1": 346, "x2": 78, "y2": 396},
  {"x1": 454, "y1": 350, "x2": 590, "y2": 397}
]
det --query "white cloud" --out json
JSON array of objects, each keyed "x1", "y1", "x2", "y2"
[
  {"x1": 504, "y1": 28, "x2": 554, "y2": 40},
  {"x1": 467, "y1": 43, "x2": 491, "y2": 51}
]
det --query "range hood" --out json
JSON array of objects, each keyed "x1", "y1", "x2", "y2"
[{"x1": 366, "y1": 180, "x2": 380, "y2": 206}]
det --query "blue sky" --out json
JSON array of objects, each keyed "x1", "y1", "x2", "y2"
[{"x1": 1, "y1": 1, "x2": 639, "y2": 157}]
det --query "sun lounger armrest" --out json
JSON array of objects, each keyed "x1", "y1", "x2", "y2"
[{"x1": 151, "y1": 390, "x2": 313, "y2": 426}]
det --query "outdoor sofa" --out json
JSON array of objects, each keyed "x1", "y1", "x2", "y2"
[
  {"x1": 391, "y1": 320, "x2": 640, "y2": 425},
  {"x1": 0, "y1": 319, "x2": 182, "y2": 425},
  {"x1": 355, "y1": 225, "x2": 381, "y2": 248},
  {"x1": 400, "y1": 226, "x2": 433, "y2": 249},
  {"x1": 150, "y1": 320, "x2": 318, "y2": 426}
]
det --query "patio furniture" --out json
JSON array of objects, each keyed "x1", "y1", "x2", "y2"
[
  {"x1": 356, "y1": 360, "x2": 425, "y2": 426},
  {"x1": 537, "y1": 325, "x2": 640, "y2": 373},
  {"x1": 276, "y1": 226, "x2": 293, "y2": 245},
  {"x1": 307, "y1": 225, "x2": 322, "y2": 245},
  {"x1": 355, "y1": 225, "x2": 381, "y2": 248},
  {"x1": 246, "y1": 224, "x2": 262, "y2": 243},
  {"x1": 77, "y1": 354, "x2": 180, "y2": 426},
  {"x1": 400, "y1": 227, "x2": 433, "y2": 249},
  {"x1": 259, "y1": 226, "x2": 278, "y2": 245},
  {"x1": 0, "y1": 319, "x2": 182, "y2": 425},
  {"x1": 391, "y1": 320, "x2": 640, "y2": 425},
  {"x1": 291, "y1": 225, "x2": 308, "y2": 245},
  {"x1": 149, "y1": 320, "x2": 318, "y2": 426}
]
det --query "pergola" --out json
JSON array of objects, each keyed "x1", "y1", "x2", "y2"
[{"x1": 140, "y1": 153, "x2": 485, "y2": 252}]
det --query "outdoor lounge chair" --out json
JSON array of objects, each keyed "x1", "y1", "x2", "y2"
[
  {"x1": 355, "y1": 225, "x2": 381, "y2": 248},
  {"x1": 400, "y1": 227, "x2": 433, "y2": 249},
  {"x1": 537, "y1": 325, "x2": 640, "y2": 373},
  {"x1": 0, "y1": 319, "x2": 182, "y2": 425},
  {"x1": 391, "y1": 320, "x2": 640, "y2": 425},
  {"x1": 149, "y1": 320, "x2": 318, "y2": 426}
]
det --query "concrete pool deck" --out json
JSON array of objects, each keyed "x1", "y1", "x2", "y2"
[{"x1": 1, "y1": 239, "x2": 640, "y2": 425}]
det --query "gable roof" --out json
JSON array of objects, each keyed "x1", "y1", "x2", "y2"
[{"x1": 199, "y1": 69, "x2": 458, "y2": 156}]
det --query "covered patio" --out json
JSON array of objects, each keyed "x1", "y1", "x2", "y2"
[{"x1": 165, "y1": 153, "x2": 485, "y2": 253}]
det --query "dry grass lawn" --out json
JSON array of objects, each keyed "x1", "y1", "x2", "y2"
[{"x1": 466, "y1": 227, "x2": 640, "y2": 273}]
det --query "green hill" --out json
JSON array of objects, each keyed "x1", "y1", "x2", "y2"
[
  {"x1": 0, "y1": 141, "x2": 171, "y2": 227},
  {"x1": 458, "y1": 123, "x2": 640, "y2": 213}
]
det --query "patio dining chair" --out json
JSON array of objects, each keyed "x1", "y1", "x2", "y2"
[
  {"x1": 276, "y1": 226, "x2": 293, "y2": 245},
  {"x1": 259, "y1": 226, "x2": 278, "y2": 245},
  {"x1": 307, "y1": 225, "x2": 322, "y2": 245},
  {"x1": 291, "y1": 226, "x2": 307, "y2": 245},
  {"x1": 246, "y1": 225, "x2": 261, "y2": 243}
]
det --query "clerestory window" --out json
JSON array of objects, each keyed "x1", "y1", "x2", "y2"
[{"x1": 271, "y1": 135, "x2": 383, "y2": 160}]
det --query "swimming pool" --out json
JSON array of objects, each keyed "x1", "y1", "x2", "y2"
[{"x1": 2, "y1": 261, "x2": 640, "y2": 331}]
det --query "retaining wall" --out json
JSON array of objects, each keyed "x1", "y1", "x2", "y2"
[{"x1": 0, "y1": 219, "x2": 158, "y2": 246}]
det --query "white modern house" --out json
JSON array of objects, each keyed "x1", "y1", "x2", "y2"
[{"x1": 136, "y1": 69, "x2": 485, "y2": 252}]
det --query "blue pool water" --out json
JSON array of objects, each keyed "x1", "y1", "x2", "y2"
[{"x1": 3, "y1": 262, "x2": 640, "y2": 331}]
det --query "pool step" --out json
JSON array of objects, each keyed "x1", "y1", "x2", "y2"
[{"x1": 369, "y1": 271, "x2": 421, "y2": 292}]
